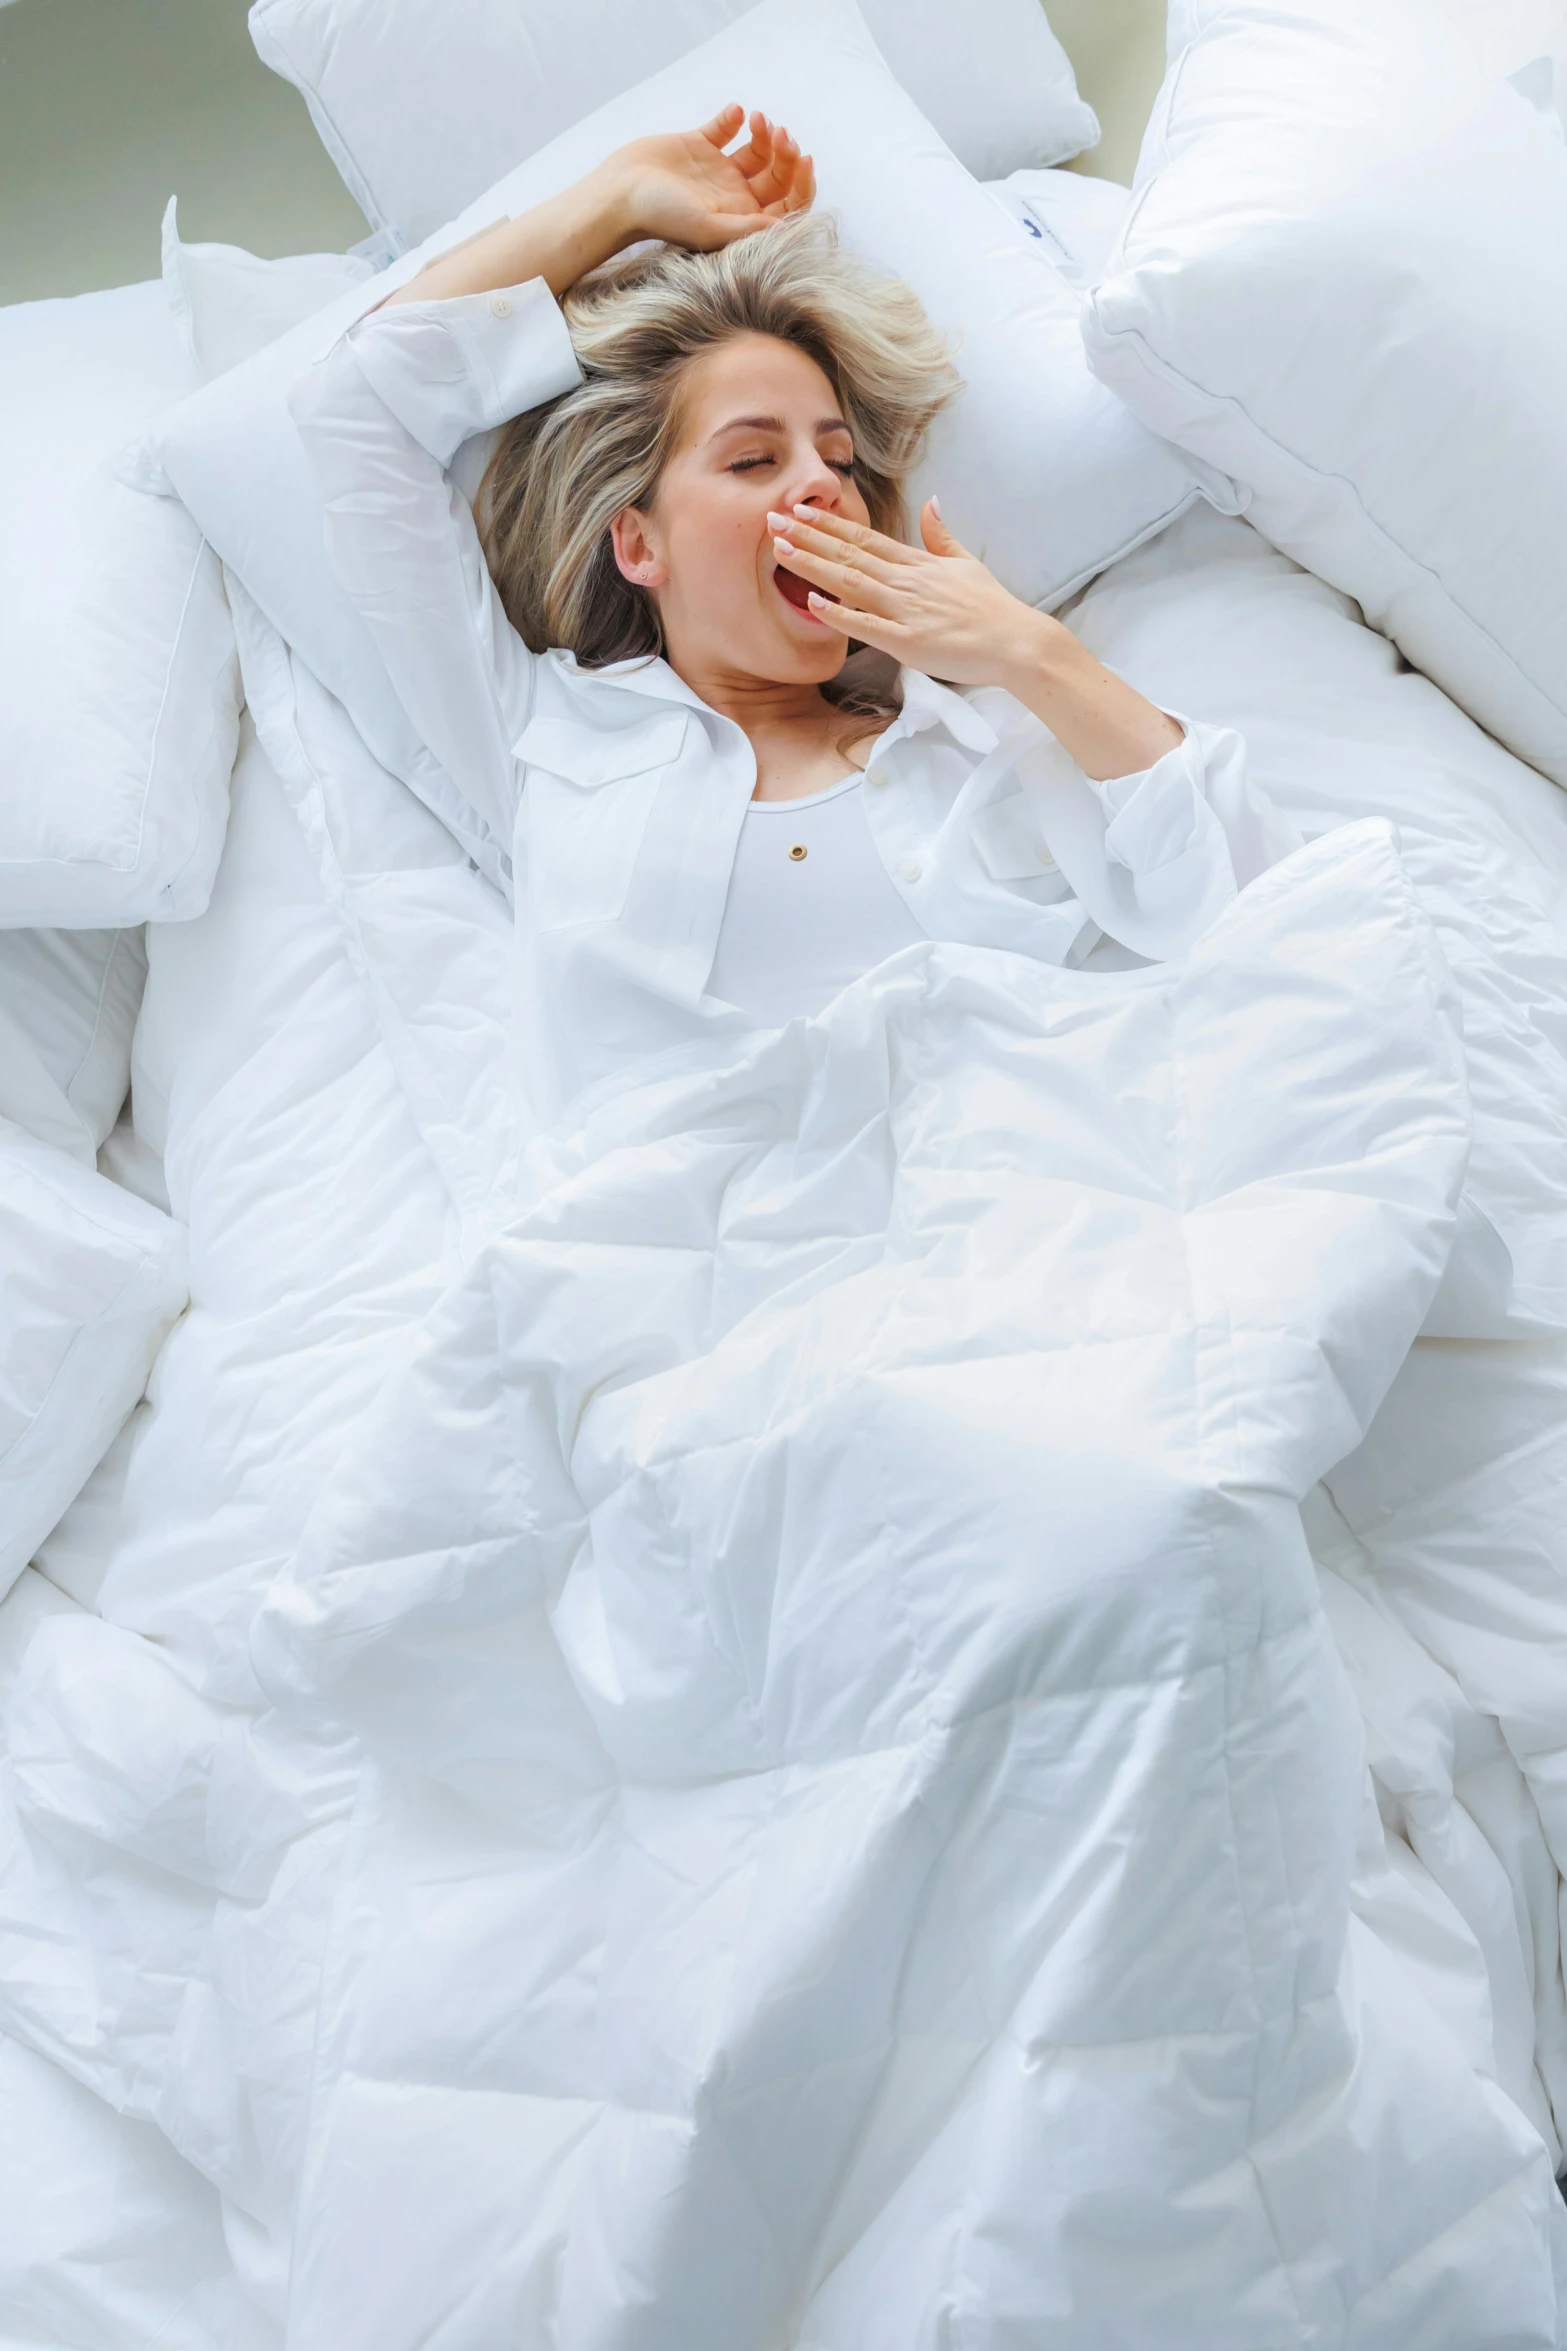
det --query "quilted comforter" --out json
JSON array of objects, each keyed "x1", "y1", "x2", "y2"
[{"x1": 246, "y1": 816, "x2": 1563, "y2": 2346}]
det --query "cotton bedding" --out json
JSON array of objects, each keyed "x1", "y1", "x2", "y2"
[
  {"x1": 7, "y1": 55, "x2": 1567, "y2": 2330},
  {"x1": 4, "y1": 488, "x2": 1567, "y2": 2341}
]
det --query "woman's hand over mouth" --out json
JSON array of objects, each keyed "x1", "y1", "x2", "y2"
[{"x1": 767, "y1": 499, "x2": 1047, "y2": 689}]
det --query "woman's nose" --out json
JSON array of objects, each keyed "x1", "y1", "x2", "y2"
[{"x1": 787, "y1": 455, "x2": 844, "y2": 511}]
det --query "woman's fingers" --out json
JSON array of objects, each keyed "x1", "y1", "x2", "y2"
[
  {"x1": 775, "y1": 508, "x2": 918, "y2": 573},
  {"x1": 805, "y1": 593, "x2": 905, "y2": 650},
  {"x1": 772, "y1": 535, "x2": 901, "y2": 617},
  {"x1": 697, "y1": 102, "x2": 747, "y2": 150},
  {"x1": 743, "y1": 115, "x2": 807, "y2": 208}
]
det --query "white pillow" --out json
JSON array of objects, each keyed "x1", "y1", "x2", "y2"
[
  {"x1": 248, "y1": 0, "x2": 1099, "y2": 247},
  {"x1": 161, "y1": 199, "x2": 373, "y2": 381},
  {"x1": 1081, "y1": 0, "x2": 1567, "y2": 790},
  {"x1": 0, "y1": 1117, "x2": 186, "y2": 1601},
  {"x1": 0, "y1": 929, "x2": 146, "y2": 1162},
  {"x1": 155, "y1": 0, "x2": 1226, "y2": 860},
  {"x1": 986, "y1": 169, "x2": 1133, "y2": 292},
  {"x1": 0, "y1": 282, "x2": 241, "y2": 927}
]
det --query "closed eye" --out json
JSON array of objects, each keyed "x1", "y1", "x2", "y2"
[{"x1": 728, "y1": 454, "x2": 856, "y2": 475}]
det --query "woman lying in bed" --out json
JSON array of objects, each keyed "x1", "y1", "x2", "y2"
[{"x1": 290, "y1": 105, "x2": 1295, "y2": 1111}]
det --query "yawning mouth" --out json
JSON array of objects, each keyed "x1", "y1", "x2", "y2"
[{"x1": 774, "y1": 562, "x2": 835, "y2": 613}]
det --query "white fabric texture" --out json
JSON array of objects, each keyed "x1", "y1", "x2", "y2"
[
  {"x1": 0, "y1": 927, "x2": 146, "y2": 1162},
  {"x1": 0, "y1": 1118, "x2": 186, "y2": 1601},
  {"x1": 707, "y1": 770, "x2": 927, "y2": 1026},
  {"x1": 283, "y1": 267, "x2": 1288, "y2": 1114},
  {"x1": 247, "y1": 0, "x2": 1099, "y2": 246},
  {"x1": 986, "y1": 167, "x2": 1132, "y2": 290},
  {"x1": 0, "y1": 1949, "x2": 260, "y2": 2351},
  {"x1": 160, "y1": 198, "x2": 372, "y2": 381},
  {"x1": 245, "y1": 818, "x2": 1567, "y2": 2347},
  {"x1": 153, "y1": 0, "x2": 1228, "y2": 871},
  {"x1": 4, "y1": 500, "x2": 1567, "y2": 2340},
  {"x1": 1, "y1": 723, "x2": 464, "y2": 2331},
  {"x1": 1082, "y1": 0, "x2": 1567, "y2": 790},
  {"x1": 0, "y1": 281, "x2": 240, "y2": 926}
]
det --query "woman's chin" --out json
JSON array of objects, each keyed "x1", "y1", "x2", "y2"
[{"x1": 767, "y1": 608, "x2": 849, "y2": 679}]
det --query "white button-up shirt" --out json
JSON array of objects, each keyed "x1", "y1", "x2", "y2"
[{"x1": 290, "y1": 276, "x2": 1297, "y2": 1116}]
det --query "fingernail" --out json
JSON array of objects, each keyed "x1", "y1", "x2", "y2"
[
  {"x1": 766, "y1": 511, "x2": 790, "y2": 528},
  {"x1": 931, "y1": 494, "x2": 942, "y2": 518},
  {"x1": 793, "y1": 503, "x2": 816, "y2": 518}
]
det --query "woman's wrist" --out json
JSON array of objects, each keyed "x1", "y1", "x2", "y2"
[
  {"x1": 995, "y1": 608, "x2": 1184, "y2": 782},
  {"x1": 992, "y1": 606, "x2": 1076, "y2": 704},
  {"x1": 386, "y1": 169, "x2": 637, "y2": 309}
]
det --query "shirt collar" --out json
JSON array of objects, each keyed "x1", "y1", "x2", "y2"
[{"x1": 550, "y1": 646, "x2": 1001, "y2": 758}]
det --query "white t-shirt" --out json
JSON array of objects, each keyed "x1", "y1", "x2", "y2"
[{"x1": 708, "y1": 770, "x2": 926, "y2": 1028}]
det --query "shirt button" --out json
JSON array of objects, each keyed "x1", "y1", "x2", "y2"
[
  {"x1": 900, "y1": 859, "x2": 922, "y2": 884},
  {"x1": 489, "y1": 292, "x2": 513, "y2": 320},
  {"x1": 867, "y1": 767, "x2": 887, "y2": 789},
  {"x1": 1035, "y1": 844, "x2": 1056, "y2": 868}
]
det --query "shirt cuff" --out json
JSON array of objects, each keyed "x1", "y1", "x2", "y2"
[
  {"x1": 344, "y1": 277, "x2": 584, "y2": 466},
  {"x1": 1087, "y1": 717, "x2": 1207, "y2": 875}
]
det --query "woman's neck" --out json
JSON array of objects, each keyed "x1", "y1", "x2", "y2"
[{"x1": 671, "y1": 666, "x2": 847, "y2": 802}]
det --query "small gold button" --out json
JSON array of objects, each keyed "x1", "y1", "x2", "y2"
[{"x1": 788, "y1": 843, "x2": 808, "y2": 861}]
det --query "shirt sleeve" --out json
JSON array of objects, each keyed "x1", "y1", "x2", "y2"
[
  {"x1": 1016, "y1": 711, "x2": 1304, "y2": 962},
  {"x1": 287, "y1": 277, "x2": 583, "y2": 847}
]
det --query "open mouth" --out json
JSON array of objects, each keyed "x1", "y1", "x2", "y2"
[{"x1": 773, "y1": 562, "x2": 835, "y2": 614}]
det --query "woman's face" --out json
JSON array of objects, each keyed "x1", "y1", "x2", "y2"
[{"x1": 610, "y1": 331, "x2": 872, "y2": 691}]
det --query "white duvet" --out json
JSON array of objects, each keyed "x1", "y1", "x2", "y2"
[
  {"x1": 5, "y1": 509, "x2": 1567, "y2": 2345},
  {"x1": 256, "y1": 814, "x2": 1566, "y2": 2347}
]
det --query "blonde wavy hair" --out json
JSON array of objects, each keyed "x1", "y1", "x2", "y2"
[{"x1": 476, "y1": 213, "x2": 959, "y2": 700}]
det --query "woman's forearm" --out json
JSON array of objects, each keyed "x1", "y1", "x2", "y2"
[
  {"x1": 998, "y1": 609, "x2": 1184, "y2": 782},
  {"x1": 385, "y1": 166, "x2": 636, "y2": 308}
]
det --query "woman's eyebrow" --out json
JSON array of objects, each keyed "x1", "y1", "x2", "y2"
[{"x1": 706, "y1": 414, "x2": 852, "y2": 443}]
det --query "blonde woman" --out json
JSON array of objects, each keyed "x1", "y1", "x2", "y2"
[{"x1": 291, "y1": 107, "x2": 1293, "y2": 1112}]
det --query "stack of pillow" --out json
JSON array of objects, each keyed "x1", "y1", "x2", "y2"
[
  {"x1": 0, "y1": 276, "x2": 237, "y2": 1598},
  {"x1": 1082, "y1": 0, "x2": 1567, "y2": 789}
]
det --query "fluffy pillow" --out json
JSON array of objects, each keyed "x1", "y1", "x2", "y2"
[
  {"x1": 0, "y1": 281, "x2": 241, "y2": 926},
  {"x1": 161, "y1": 199, "x2": 373, "y2": 381},
  {"x1": 1082, "y1": 0, "x2": 1567, "y2": 790},
  {"x1": 155, "y1": 0, "x2": 1226, "y2": 861},
  {"x1": 248, "y1": 0, "x2": 1099, "y2": 247},
  {"x1": 0, "y1": 1117, "x2": 186, "y2": 1601},
  {"x1": 0, "y1": 929, "x2": 146, "y2": 1163}
]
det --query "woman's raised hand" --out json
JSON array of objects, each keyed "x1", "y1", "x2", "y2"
[
  {"x1": 604, "y1": 105, "x2": 815, "y2": 252},
  {"x1": 385, "y1": 105, "x2": 811, "y2": 310}
]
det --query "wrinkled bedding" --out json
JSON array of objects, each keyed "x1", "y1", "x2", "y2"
[
  {"x1": 255, "y1": 816, "x2": 1567, "y2": 2347},
  {"x1": 5, "y1": 508, "x2": 1567, "y2": 2344}
]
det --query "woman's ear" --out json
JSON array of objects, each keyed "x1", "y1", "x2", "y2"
[{"x1": 611, "y1": 507, "x2": 669, "y2": 589}]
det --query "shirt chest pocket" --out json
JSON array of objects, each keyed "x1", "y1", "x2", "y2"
[
  {"x1": 514, "y1": 709, "x2": 688, "y2": 931},
  {"x1": 970, "y1": 789, "x2": 1059, "y2": 885}
]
